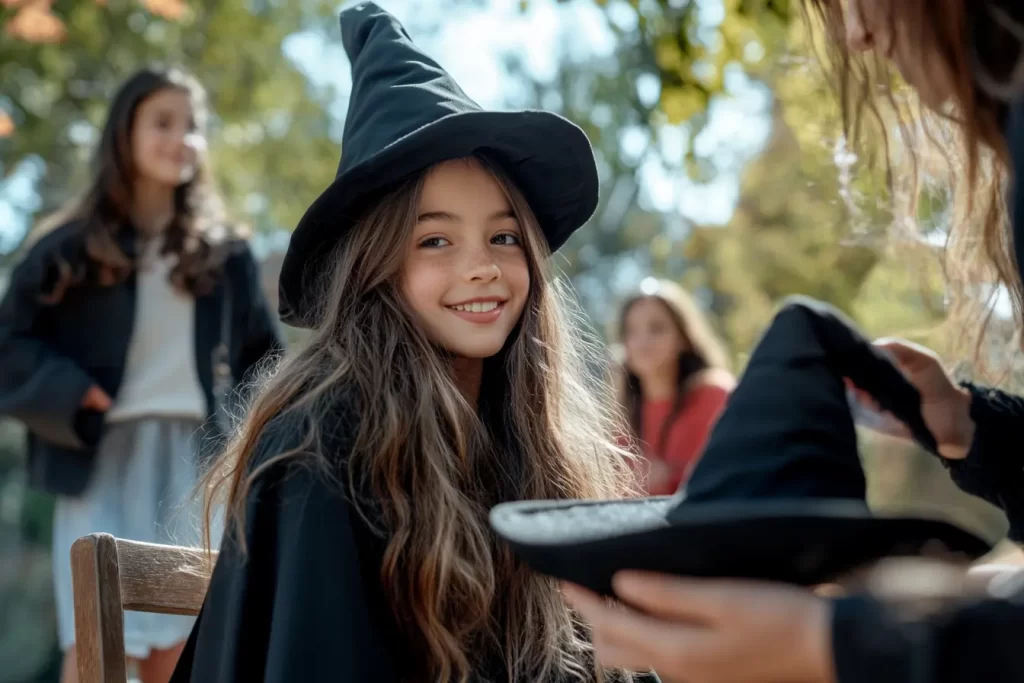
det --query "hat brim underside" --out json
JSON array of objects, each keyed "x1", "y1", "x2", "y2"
[
  {"x1": 489, "y1": 498, "x2": 994, "y2": 596},
  {"x1": 279, "y1": 109, "x2": 598, "y2": 328}
]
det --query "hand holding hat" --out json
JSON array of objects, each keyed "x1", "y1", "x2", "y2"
[{"x1": 490, "y1": 296, "x2": 993, "y2": 596}]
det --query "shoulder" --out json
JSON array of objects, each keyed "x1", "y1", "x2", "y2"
[
  {"x1": 16, "y1": 219, "x2": 87, "y2": 268},
  {"x1": 685, "y1": 367, "x2": 736, "y2": 395},
  {"x1": 236, "y1": 389, "x2": 378, "y2": 536},
  {"x1": 220, "y1": 238, "x2": 259, "y2": 270},
  {"x1": 5, "y1": 220, "x2": 88, "y2": 295},
  {"x1": 247, "y1": 388, "x2": 362, "y2": 486}
]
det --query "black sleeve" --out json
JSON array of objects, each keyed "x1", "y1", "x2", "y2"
[
  {"x1": 940, "y1": 383, "x2": 1024, "y2": 541},
  {"x1": 831, "y1": 592, "x2": 1024, "y2": 683},
  {"x1": 171, "y1": 417, "x2": 398, "y2": 682},
  {"x1": 0, "y1": 229, "x2": 97, "y2": 449},
  {"x1": 232, "y1": 243, "x2": 284, "y2": 382}
]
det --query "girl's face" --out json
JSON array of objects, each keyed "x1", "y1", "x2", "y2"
[
  {"x1": 623, "y1": 297, "x2": 688, "y2": 380},
  {"x1": 131, "y1": 87, "x2": 203, "y2": 188},
  {"x1": 842, "y1": 0, "x2": 956, "y2": 108},
  {"x1": 401, "y1": 158, "x2": 530, "y2": 359}
]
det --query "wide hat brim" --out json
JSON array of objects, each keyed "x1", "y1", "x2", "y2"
[
  {"x1": 489, "y1": 497, "x2": 994, "y2": 596},
  {"x1": 278, "y1": 109, "x2": 598, "y2": 328}
]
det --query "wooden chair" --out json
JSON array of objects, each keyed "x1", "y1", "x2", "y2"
[{"x1": 70, "y1": 533, "x2": 217, "y2": 683}]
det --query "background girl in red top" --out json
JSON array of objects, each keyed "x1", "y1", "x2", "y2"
[{"x1": 617, "y1": 278, "x2": 735, "y2": 495}]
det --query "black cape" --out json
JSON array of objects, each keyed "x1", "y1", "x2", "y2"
[
  {"x1": 169, "y1": 410, "x2": 403, "y2": 682},
  {"x1": 169, "y1": 407, "x2": 657, "y2": 682}
]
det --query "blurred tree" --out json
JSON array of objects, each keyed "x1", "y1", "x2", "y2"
[
  {"x1": 556, "y1": 0, "x2": 1009, "y2": 541},
  {"x1": 0, "y1": 0, "x2": 342, "y2": 259}
]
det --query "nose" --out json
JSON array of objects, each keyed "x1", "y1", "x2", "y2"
[
  {"x1": 844, "y1": 1, "x2": 873, "y2": 53},
  {"x1": 462, "y1": 244, "x2": 501, "y2": 283}
]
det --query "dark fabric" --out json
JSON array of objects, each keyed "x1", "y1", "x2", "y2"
[
  {"x1": 170, "y1": 409, "x2": 403, "y2": 683},
  {"x1": 171, "y1": 406, "x2": 656, "y2": 683},
  {"x1": 941, "y1": 383, "x2": 1024, "y2": 541},
  {"x1": 831, "y1": 590, "x2": 1024, "y2": 683},
  {"x1": 277, "y1": 2, "x2": 599, "y2": 329},
  {"x1": 678, "y1": 295, "x2": 937, "y2": 511},
  {"x1": 488, "y1": 297, "x2": 989, "y2": 597},
  {"x1": 0, "y1": 220, "x2": 283, "y2": 496}
]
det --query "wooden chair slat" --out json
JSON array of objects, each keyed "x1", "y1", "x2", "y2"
[
  {"x1": 71, "y1": 534, "x2": 128, "y2": 683},
  {"x1": 115, "y1": 538, "x2": 215, "y2": 616},
  {"x1": 70, "y1": 533, "x2": 217, "y2": 682}
]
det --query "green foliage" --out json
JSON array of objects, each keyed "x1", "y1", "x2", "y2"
[{"x1": 0, "y1": 0, "x2": 341, "y2": 249}]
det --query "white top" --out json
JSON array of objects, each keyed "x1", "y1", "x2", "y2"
[{"x1": 107, "y1": 239, "x2": 208, "y2": 423}]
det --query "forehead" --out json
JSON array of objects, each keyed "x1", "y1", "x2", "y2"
[
  {"x1": 135, "y1": 87, "x2": 193, "y2": 120},
  {"x1": 417, "y1": 158, "x2": 510, "y2": 211},
  {"x1": 626, "y1": 297, "x2": 676, "y2": 326}
]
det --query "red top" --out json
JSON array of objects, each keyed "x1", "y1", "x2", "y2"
[{"x1": 638, "y1": 383, "x2": 731, "y2": 495}]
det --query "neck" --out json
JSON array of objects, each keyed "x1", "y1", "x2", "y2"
[
  {"x1": 452, "y1": 356, "x2": 483, "y2": 407},
  {"x1": 130, "y1": 178, "x2": 176, "y2": 235},
  {"x1": 638, "y1": 364, "x2": 678, "y2": 402}
]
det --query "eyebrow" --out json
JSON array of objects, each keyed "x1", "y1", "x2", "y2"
[{"x1": 416, "y1": 209, "x2": 516, "y2": 222}]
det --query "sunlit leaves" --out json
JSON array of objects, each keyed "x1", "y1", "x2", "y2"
[
  {"x1": 141, "y1": 0, "x2": 186, "y2": 20},
  {"x1": 2, "y1": 0, "x2": 339, "y2": 247},
  {"x1": 4, "y1": 0, "x2": 67, "y2": 43}
]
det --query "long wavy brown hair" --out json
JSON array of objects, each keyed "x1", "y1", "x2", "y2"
[
  {"x1": 29, "y1": 67, "x2": 234, "y2": 303},
  {"x1": 800, "y1": 0, "x2": 1024, "y2": 359},
  {"x1": 199, "y1": 156, "x2": 641, "y2": 682},
  {"x1": 616, "y1": 280, "x2": 731, "y2": 456}
]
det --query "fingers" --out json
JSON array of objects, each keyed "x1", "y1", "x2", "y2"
[
  {"x1": 611, "y1": 572, "x2": 751, "y2": 624},
  {"x1": 562, "y1": 581, "x2": 710, "y2": 674},
  {"x1": 82, "y1": 386, "x2": 112, "y2": 411},
  {"x1": 95, "y1": 389, "x2": 113, "y2": 411},
  {"x1": 873, "y1": 338, "x2": 938, "y2": 368}
]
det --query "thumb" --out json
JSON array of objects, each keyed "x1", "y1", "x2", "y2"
[{"x1": 874, "y1": 338, "x2": 936, "y2": 368}]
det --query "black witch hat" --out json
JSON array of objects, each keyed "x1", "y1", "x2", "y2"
[
  {"x1": 489, "y1": 296, "x2": 993, "y2": 596},
  {"x1": 278, "y1": 2, "x2": 600, "y2": 328}
]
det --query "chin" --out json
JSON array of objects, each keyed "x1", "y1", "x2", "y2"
[{"x1": 446, "y1": 340, "x2": 507, "y2": 359}]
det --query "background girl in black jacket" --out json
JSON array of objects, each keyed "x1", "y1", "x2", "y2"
[{"x1": 0, "y1": 67, "x2": 281, "y2": 683}]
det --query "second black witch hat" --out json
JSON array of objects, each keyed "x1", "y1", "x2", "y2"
[{"x1": 489, "y1": 296, "x2": 993, "y2": 596}]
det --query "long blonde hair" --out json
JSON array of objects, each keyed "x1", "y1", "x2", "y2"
[
  {"x1": 199, "y1": 156, "x2": 641, "y2": 682},
  {"x1": 800, "y1": 0, "x2": 1022, "y2": 361}
]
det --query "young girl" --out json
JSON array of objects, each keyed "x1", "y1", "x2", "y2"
[
  {"x1": 0, "y1": 68, "x2": 281, "y2": 683},
  {"x1": 171, "y1": 4, "x2": 651, "y2": 683},
  {"x1": 617, "y1": 279, "x2": 734, "y2": 494}
]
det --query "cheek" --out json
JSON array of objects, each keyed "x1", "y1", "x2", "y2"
[
  {"x1": 401, "y1": 261, "x2": 445, "y2": 317},
  {"x1": 500, "y1": 250, "x2": 530, "y2": 293},
  {"x1": 132, "y1": 132, "x2": 163, "y2": 171}
]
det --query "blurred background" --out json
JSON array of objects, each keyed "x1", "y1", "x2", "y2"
[{"x1": 0, "y1": 0, "x2": 1019, "y2": 680}]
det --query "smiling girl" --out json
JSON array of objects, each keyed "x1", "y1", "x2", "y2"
[
  {"x1": 0, "y1": 68, "x2": 281, "y2": 683},
  {"x1": 170, "y1": 5, "x2": 651, "y2": 683}
]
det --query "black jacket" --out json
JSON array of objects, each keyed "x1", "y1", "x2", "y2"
[{"x1": 0, "y1": 220, "x2": 283, "y2": 496}]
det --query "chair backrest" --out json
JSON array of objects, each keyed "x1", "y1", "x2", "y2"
[{"x1": 70, "y1": 533, "x2": 217, "y2": 683}]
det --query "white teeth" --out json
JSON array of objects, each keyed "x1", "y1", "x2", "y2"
[{"x1": 449, "y1": 301, "x2": 500, "y2": 313}]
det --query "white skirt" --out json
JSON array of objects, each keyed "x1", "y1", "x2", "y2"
[{"x1": 51, "y1": 418, "x2": 220, "y2": 659}]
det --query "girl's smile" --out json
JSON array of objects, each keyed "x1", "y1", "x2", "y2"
[{"x1": 444, "y1": 296, "x2": 508, "y2": 324}]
